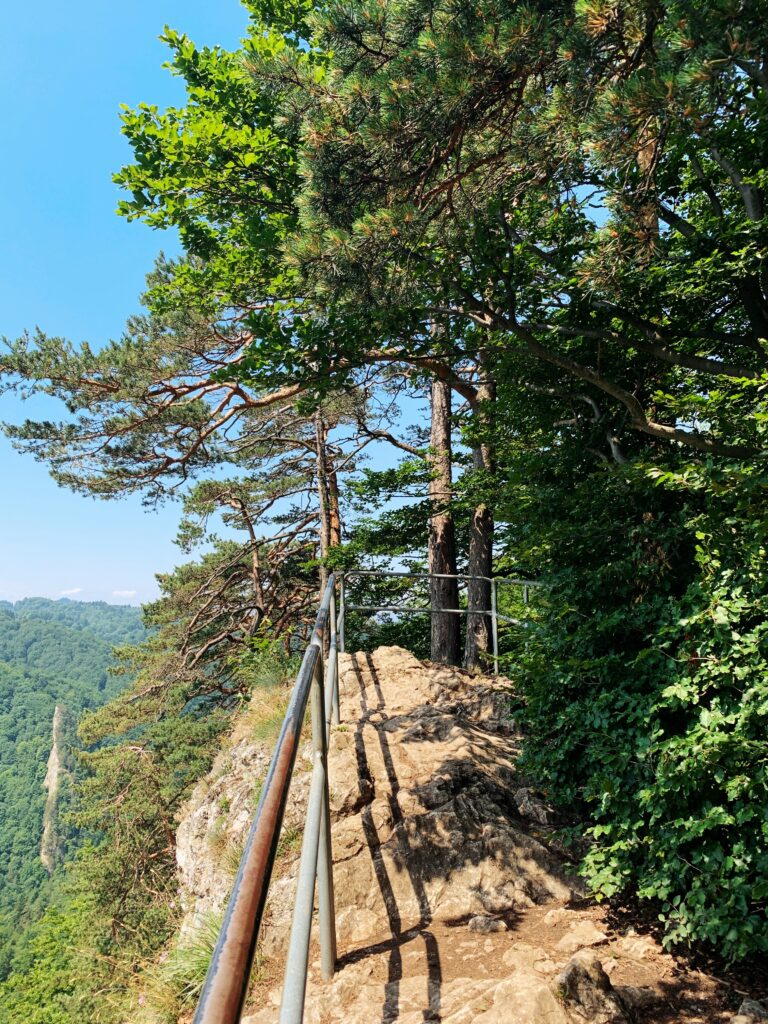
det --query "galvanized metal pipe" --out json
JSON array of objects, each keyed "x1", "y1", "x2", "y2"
[
  {"x1": 192, "y1": 644, "x2": 320, "y2": 1024},
  {"x1": 325, "y1": 641, "x2": 339, "y2": 730},
  {"x1": 338, "y1": 576, "x2": 346, "y2": 654},
  {"x1": 344, "y1": 603, "x2": 491, "y2": 616},
  {"x1": 194, "y1": 570, "x2": 539, "y2": 1024},
  {"x1": 343, "y1": 570, "x2": 540, "y2": 585},
  {"x1": 491, "y1": 578, "x2": 499, "y2": 676},
  {"x1": 329, "y1": 587, "x2": 340, "y2": 726},
  {"x1": 311, "y1": 657, "x2": 336, "y2": 981},
  {"x1": 278, "y1": 755, "x2": 326, "y2": 1024},
  {"x1": 340, "y1": 571, "x2": 538, "y2": 674},
  {"x1": 278, "y1": 641, "x2": 337, "y2": 1023}
]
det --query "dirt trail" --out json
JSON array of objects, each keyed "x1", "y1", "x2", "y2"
[{"x1": 243, "y1": 647, "x2": 747, "y2": 1024}]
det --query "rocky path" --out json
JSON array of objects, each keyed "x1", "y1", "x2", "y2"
[{"x1": 243, "y1": 647, "x2": 761, "y2": 1024}]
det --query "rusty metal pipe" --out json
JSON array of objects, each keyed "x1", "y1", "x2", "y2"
[{"x1": 192, "y1": 577, "x2": 335, "y2": 1024}]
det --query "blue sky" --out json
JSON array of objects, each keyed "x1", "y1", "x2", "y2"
[{"x1": 0, "y1": 2, "x2": 250, "y2": 605}]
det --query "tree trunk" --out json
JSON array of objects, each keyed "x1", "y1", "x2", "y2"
[
  {"x1": 428, "y1": 378, "x2": 460, "y2": 665},
  {"x1": 636, "y1": 127, "x2": 659, "y2": 255},
  {"x1": 464, "y1": 375, "x2": 495, "y2": 673},
  {"x1": 328, "y1": 467, "x2": 342, "y2": 548}
]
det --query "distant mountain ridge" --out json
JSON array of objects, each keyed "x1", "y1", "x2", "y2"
[{"x1": 0, "y1": 598, "x2": 145, "y2": 977}]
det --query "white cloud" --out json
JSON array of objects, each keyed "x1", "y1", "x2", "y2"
[
  {"x1": 60, "y1": 587, "x2": 83, "y2": 596},
  {"x1": 112, "y1": 589, "x2": 137, "y2": 598}
]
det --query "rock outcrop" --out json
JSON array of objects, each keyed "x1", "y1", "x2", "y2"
[
  {"x1": 180, "y1": 646, "x2": 744, "y2": 1023},
  {"x1": 175, "y1": 706, "x2": 312, "y2": 948},
  {"x1": 245, "y1": 648, "x2": 658, "y2": 1024},
  {"x1": 40, "y1": 704, "x2": 66, "y2": 874},
  {"x1": 326, "y1": 648, "x2": 576, "y2": 948},
  {"x1": 733, "y1": 999, "x2": 768, "y2": 1023}
]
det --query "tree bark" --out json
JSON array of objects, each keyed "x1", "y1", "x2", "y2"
[
  {"x1": 328, "y1": 466, "x2": 342, "y2": 548},
  {"x1": 636, "y1": 125, "x2": 659, "y2": 257},
  {"x1": 428, "y1": 378, "x2": 460, "y2": 665},
  {"x1": 464, "y1": 375, "x2": 495, "y2": 673}
]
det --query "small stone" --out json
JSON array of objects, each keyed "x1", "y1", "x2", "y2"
[
  {"x1": 554, "y1": 953, "x2": 632, "y2": 1023},
  {"x1": 555, "y1": 920, "x2": 609, "y2": 953},
  {"x1": 619, "y1": 985, "x2": 659, "y2": 1009},
  {"x1": 502, "y1": 942, "x2": 537, "y2": 966},
  {"x1": 533, "y1": 956, "x2": 557, "y2": 975},
  {"x1": 736, "y1": 999, "x2": 768, "y2": 1021},
  {"x1": 616, "y1": 934, "x2": 658, "y2": 960},
  {"x1": 468, "y1": 915, "x2": 508, "y2": 934},
  {"x1": 543, "y1": 907, "x2": 570, "y2": 927},
  {"x1": 514, "y1": 786, "x2": 555, "y2": 825}
]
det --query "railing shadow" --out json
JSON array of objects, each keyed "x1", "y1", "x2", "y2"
[
  {"x1": 334, "y1": 650, "x2": 575, "y2": 1023},
  {"x1": 345, "y1": 652, "x2": 442, "y2": 1023}
]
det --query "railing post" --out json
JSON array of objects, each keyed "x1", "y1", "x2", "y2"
[
  {"x1": 338, "y1": 575, "x2": 346, "y2": 653},
  {"x1": 278, "y1": 652, "x2": 336, "y2": 1024},
  {"x1": 491, "y1": 578, "x2": 499, "y2": 676},
  {"x1": 329, "y1": 586, "x2": 340, "y2": 726},
  {"x1": 312, "y1": 656, "x2": 337, "y2": 982}
]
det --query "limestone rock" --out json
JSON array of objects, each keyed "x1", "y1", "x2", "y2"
[
  {"x1": 325, "y1": 647, "x2": 577, "y2": 949},
  {"x1": 468, "y1": 915, "x2": 508, "y2": 934},
  {"x1": 616, "y1": 986, "x2": 659, "y2": 1011},
  {"x1": 40, "y1": 704, "x2": 68, "y2": 875},
  {"x1": 174, "y1": 712, "x2": 311, "y2": 949},
  {"x1": 515, "y1": 786, "x2": 555, "y2": 825},
  {"x1": 231, "y1": 648, "x2": 733, "y2": 1023},
  {"x1": 555, "y1": 920, "x2": 610, "y2": 954},
  {"x1": 544, "y1": 906, "x2": 572, "y2": 927},
  {"x1": 554, "y1": 952, "x2": 633, "y2": 1023},
  {"x1": 733, "y1": 1000, "x2": 768, "y2": 1022},
  {"x1": 615, "y1": 934, "x2": 659, "y2": 961}
]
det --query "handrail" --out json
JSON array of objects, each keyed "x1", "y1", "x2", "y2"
[
  {"x1": 192, "y1": 570, "x2": 536, "y2": 1022},
  {"x1": 193, "y1": 575, "x2": 339, "y2": 1024},
  {"x1": 338, "y1": 570, "x2": 537, "y2": 675}
]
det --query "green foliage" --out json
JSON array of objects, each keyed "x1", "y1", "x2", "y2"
[
  {"x1": 0, "y1": 682, "x2": 227, "y2": 1023},
  {"x1": 290, "y1": 0, "x2": 768, "y2": 957},
  {"x1": 500, "y1": 437, "x2": 768, "y2": 959},
  {"x1": 0, "y1": 900, "x2": 104, "y2": 1024},
  {"x1": 0, "y1": 515, "x2": 309, "y2": 1019},
  {"x1": 584, "y1": 463, "x2": 768, "y2": 958},
  {"x1": 296, "y1": 0, "x2": 768, "y2": 460}
]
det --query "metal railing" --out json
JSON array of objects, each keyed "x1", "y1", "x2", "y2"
[
  {"x1": 192, "y1": 570, "x2": 538, "y2": 1023},
  {"x1": 338, "y1": 570, "x2": 537, "y2": 675},
  {"x1": 193, "y1": 575, "x2": 339, "y2": 1024}
]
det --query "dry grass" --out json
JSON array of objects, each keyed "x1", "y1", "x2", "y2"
[
  {"x1": 131, "y1": 913, "x2": 223, "y2": 1022},
  {"x1": 130, "y1": 655, "x2": 304, "y2": 1021}
]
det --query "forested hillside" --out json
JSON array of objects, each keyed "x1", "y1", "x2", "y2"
[{"x1": 0, "y1": 599, "x2": 144, "y2": 976}]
